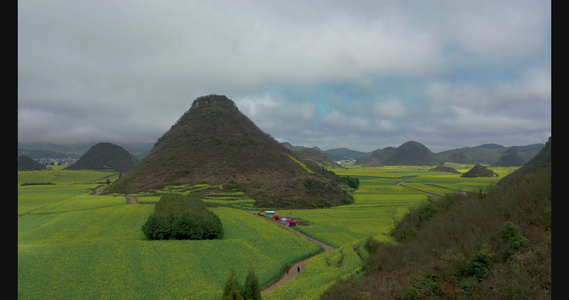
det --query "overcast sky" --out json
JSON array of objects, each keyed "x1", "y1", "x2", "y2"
[{"x1": 18, "y1": 0, "x2": 551, "y2": 152}]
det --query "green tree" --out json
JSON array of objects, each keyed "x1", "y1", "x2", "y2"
[
  {"x1": 222, "y1": 270, "x2": 243, "y2": 300},
  {"x1": 242, "y1": 268, "x2": 262, "y2": 300}
]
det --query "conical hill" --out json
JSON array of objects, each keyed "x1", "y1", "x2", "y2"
[
  {"x1": 106, "y1": 95, "x2": 353, "y2": 208},
  {"x1": 384, "y1": 141, "x2": 442, "y2": 166},
  {"x1": 66, "y1": 142, "x2": 138, "y2": 172}
]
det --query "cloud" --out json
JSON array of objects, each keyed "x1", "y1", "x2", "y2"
[
  {"x1": 445, "y1": 1, "x2": 551, "y2": 63},
  {"x1": 18, "y1": 0, "x2": 551, "y2": 151}
]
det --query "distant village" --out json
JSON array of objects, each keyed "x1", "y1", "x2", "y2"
[
  {"x1": 336, "y1": 158, "x2": 356, "y2": 164},
  {"x1": 35, "y1": 157, "x2": 78, "y2": 166}
]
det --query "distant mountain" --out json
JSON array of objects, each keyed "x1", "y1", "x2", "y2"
[
  {"x1": 17, "y1": 147, "x2": 80, "y2": 160},
  {"x1": 436, "y1": 143, "x2": 543, "y2": 165},
  {"x1": 384, "y1": 141, "x2": 442, "y2": 166},
  {"x1": 105, "y1": 95, "x2": 353, "y2": 208},
  {"x1": 355, "y1": 141, "x2": 441, "y2": 166},
  {"x1": 18, "y1": 155, "x2": 46, "y2": 171},
  {"x1": 322, "y1": 148, "x2": 368, "y2": 161},
  {"x1": 66, "y1": 142, "x2": 139, "y2": 172},
  {"x1": 356, "y1": 147, "x2": 395, "y2": 165},
  {"x1": 493, "y1": 147, "x2": 527, "y2": 166},
  {"x1": 18, "y1": 142, "x2": 153, "y2": 160}
]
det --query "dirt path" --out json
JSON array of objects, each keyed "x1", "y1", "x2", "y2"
[
  {"x1": 126, "y1": 196, "x2": 139, "y2": 204},
  {"x1": 259, "y1": 216, "x2": 336, "y2": 294},
  {"x1": 395, "y1": 176, "x2": 418, "y2": 186},
  {"x1": 93, "y1": 185, "x2": 105, "y2": 195},
  {"x1": 93, "y1": 185, "x2": 139, "y2": 204}
]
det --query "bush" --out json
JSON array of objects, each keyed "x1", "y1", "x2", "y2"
[
  {"x1": 363, "y1": 236, "x2": 381, "y2": 255},
  {"x1": 500, "y1": 221, "x2": 529, "y2": 252},
  {"x1": 141, "y1": 193, "x2": 224, "y2": 240},
  {"x1": 459, "y1": 244, "x2": 494, "y2": 281}
]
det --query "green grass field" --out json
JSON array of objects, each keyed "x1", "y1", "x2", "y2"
[
  {"x1": 18, "y1": 164, "x2": 512, "y2": 299},
  {"x1": 18, "y1": 169, "x2": 321, "y2": 299}
]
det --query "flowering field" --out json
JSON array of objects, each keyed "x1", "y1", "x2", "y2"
[{"x1": 18, "y1": 169, "x2": 321, "y2": 299}]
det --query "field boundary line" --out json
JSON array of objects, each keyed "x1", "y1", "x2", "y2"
[{"x1": 396, "y1": 176, "x2": 444, "y2": 199}]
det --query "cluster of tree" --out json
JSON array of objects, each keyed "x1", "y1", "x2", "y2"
[
  {"x1": 338, "y1": 175, "x2": 360, "y2": 189},
  {"x1": 319, "y1": 167, "x2": 360, "y2": 189},
  {"x1": 141, "y1": 193, "x2": 224, "y2": 240},
  {"x1": 20, "y1": 182, "x2": 56, "y2": 186},
  {"x1": 222, "y1": 269, "x2": 262, "y2": 300}
]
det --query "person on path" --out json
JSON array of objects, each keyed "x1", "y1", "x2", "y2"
[
  {"x1": 297, "y1": 266, "x2": 301, "y2": 273},
  {"x1": 286, "y1": 267, "x2": 289, "y2": 274}
]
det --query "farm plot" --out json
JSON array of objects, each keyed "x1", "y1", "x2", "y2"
[
  {"x1": 18, "y1": 168, "x2": 119, "y2": 215},
  {"x1": 18, "y1": 167, "x2": 119, "y2": 185}
]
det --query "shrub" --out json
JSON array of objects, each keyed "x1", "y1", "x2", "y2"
[
  {"x1": 141, "y1": 193, "x2": 224, "y2": 240},
  {"x1": 363, "y1": 236, "x2": 380, "y2": 255},
  {"x1": 459, "y1": 244, "x2": 494, "y2": 281},
  {"x1": 500, "y1": 221, "x2": 529, "y2": 252}
]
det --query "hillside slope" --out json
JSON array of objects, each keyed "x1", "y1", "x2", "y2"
[
  {"x1": 105, "y1": 95, "x2": 353, "y2": 208},
  {"x1": 323, "y1": 137, "x2": 551, "y2": 299},
  {"x1": 18, "y1": 155, "x2": 46, "y2": 171}
]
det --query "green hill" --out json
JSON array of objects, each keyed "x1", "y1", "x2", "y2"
[
  {"x1": 356, "y1": 147, "x2": 395, "y2": 165},
  {"x1": 18, "y1": 155, "x2": 46, "y2": 171},
  {"x1": 105, "y1": 95, "x2": 353, "y2": 208},
  {"x1": 384, "y1": 141, "x2": 442, "y2": 166},
  {"x1": 355, "y1": 141, "x2": 441, "y2": 166},
  {"x1": 498, "y1": 137, "x2": 551, "y2": 186},
  {"x1": 66, "y1": 142, "x2": 138, "y2": 172},
  {"x1": 436, "y1": 143, "x2": 543, "y2": 164},
  {"x1": 322, "y1": 137, "x2": 551, "y2": 299},
  {"x1": 493, "y1": 147, "x2": 528, "y2": 166}
]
